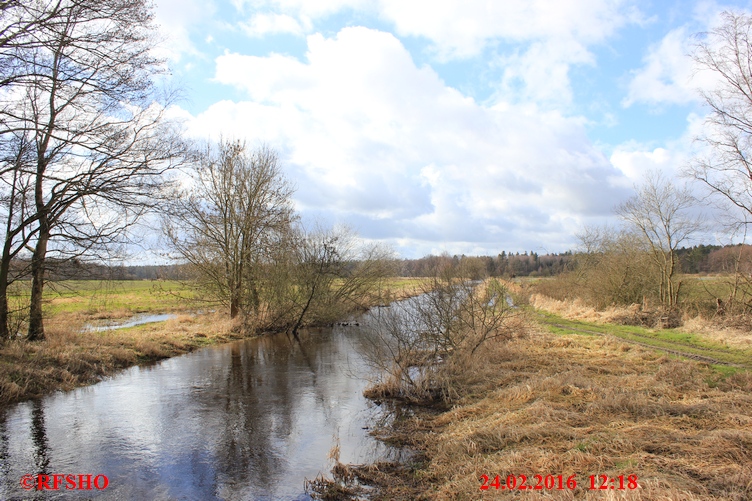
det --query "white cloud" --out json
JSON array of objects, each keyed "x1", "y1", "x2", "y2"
[
  {"x1": 153, "y1": 0, "x2": 214, "y2": 62},
  {"x1": 623, "y1": 6, "x2": 740, "y2": 109},
  {"x1": 224, "y1": 0, "x2": 644, "y2": 107},
  {"x1": 609, "y1": 113, "x2": 706, "y2": 187},
  {"x1": 175, "y1": 27, "x2": 632, "y2": 255},
  {"x1": 498, "y1": 38, "x2": 595, "y2": 105},
  {"x1": 234, "y1": 0, "x2": 641, "y2": 57},
  {"x1": 623, "y1": 27, "x2": 700, "y2": 107},
  {"x1": 234, "y1": 0, "x2": 371, "y2": 20},
  {"x1": 379, "y1": 0, "x2": 640, "y2": 59},
  {"x1": 610, "y1": 146, "x2": 676, "y2": 185},
  {"x1": 242, "y1": 13, "x2": 307, "y2": 37}
]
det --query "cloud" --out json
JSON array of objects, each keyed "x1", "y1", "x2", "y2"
[
  {"x1": 378, "y1": 0, "x2": 641, "y2": 59},
  {"x1": 242, "y1": 13, "x2": 308, "y2": 37},
  {"x1": 498, "y1": 38, "x2": 595, "y2": 105},
  {"x1": 225, "y1": 0, "x2": 644, "y2": 107},
  {"x1": 174, "y1": 26, "x2": 631, "y2": 256},
  {"x1": 623, "y1": 6, "x2": 741, "y2": 109},
  {"x1": 153, "y1": 0, "x2": 214, "y2": 62},
  {"x1": 622, "y1": 27, "x2": 700, "y2": 107},
  {"x1": 609, "y1": 112, "x2": 706, "y2": 187}
]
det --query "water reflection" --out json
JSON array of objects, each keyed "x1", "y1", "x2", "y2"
[{"x1": 0, "y1": 323, "x2": 398, "y2": 500}]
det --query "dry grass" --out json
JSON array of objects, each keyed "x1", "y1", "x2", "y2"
[
  {"x1": 530, "y1": 294, "x2": 646, "y2": 325},
  {"x1": 0, "y1": 312, "x2": 242, "y2": 405},
  {"x1": 680, "y1": 316, "x2": 752, "y2": 350},
  {"x1": 355, "y1": 327, "x2": 752, "y2": 500},
  {"x1": 532, "y1": 292, "x2": 752, "y2": 351}
]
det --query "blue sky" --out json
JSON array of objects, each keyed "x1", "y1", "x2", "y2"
[{"x1": 152, "y1": 0, "x2": 750, "y2": 258}]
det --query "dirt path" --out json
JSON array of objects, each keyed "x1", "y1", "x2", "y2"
[{"x1": 542, "y1": 318, "x2": 752, "y2": 369}]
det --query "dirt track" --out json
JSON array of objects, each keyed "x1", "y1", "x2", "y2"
[{"x1": 545, "y1": 321, "x2": 752, "y2": 369}]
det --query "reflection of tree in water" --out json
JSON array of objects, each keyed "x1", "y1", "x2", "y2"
[
  {"x1": 30, "y1": 401, "x2": 49, "y2": 474},
  {"x1": 0, "y1": 411, "x2": 10, "y2": 495},
  {"x1": 193, "y1": 329, "x2": 368, "y2": 499},
  {"x1": 213, "y1": 335, "x2": 299, "y2": 494}
]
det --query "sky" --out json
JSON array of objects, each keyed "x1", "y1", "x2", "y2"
[{"x1": 151, "y1": 0, "x2": 751, "y2": 258}]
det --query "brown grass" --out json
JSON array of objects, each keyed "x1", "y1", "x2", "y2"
[
  {"x1": 0, "y1": 312, "x2": 243, "y2": 406},
  {"x1": 680, "y1": 316, "x2": 752, "y2": 350},
  {"x1": 530, "y1": 294, "x2": 645, "y2": 325},
  {"x1": 353, "y1": 327, "x2": 752, "y2": 500},
  {"x1": 532, "y1": 292, "x2": 752, "y2": 351}
]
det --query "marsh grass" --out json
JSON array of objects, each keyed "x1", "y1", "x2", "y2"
[{"x1": 354, "y1": 329, "x2": 752, "y2": 500}]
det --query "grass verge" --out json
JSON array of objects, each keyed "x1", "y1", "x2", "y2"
[{"x1": 529, "y1": 294, "x2": 752, "y2": 370}]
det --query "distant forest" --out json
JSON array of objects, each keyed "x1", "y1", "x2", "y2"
[
  {"x1": 398, "y1": 244, "x2": 752, "y2": 278},
  {"x1": 9, "y1": 243, "x2": 752, "y2": 282}
]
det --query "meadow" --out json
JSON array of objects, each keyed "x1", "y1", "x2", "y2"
[{"x1": 343, "y1": 326, "x2": 752, "y2": 500}]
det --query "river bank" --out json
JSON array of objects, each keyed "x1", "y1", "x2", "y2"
[
  {"x1": 0, "y1": 278, "x2": 428, "y2": 406},
  {"x1": 0, "y1": 311, "x2": 247, "y2": 405},
  {"x1": 323, "y1": 323, "x2": 752, "y2": 500}
]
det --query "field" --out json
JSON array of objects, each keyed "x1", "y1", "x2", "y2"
[{"x1": 7, "y1": 279, "x2": 193, "y2": 319}]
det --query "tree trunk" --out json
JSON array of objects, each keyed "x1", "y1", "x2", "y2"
[
  {"x1": 27, "y1": 229, "x2": 49, "y2": 341},
  {"x1": 0, "y1": 280, "x2": 8, "y2": 341},
  {"x1": 0, "y1": 246, "x2": 12, "y2": 340},
  {"x1": 291, "y1": 283, "x2": 316, "y2": 340},
  {"x1": 230, "y1": 293, "x2": 239, "y2": 319}
]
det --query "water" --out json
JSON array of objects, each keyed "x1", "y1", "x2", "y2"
[
  {"x1": 0, "y1": 322, "x2": 399, "y2": 500},
  {"x1": 83, "y1": 313, "x2": 179, "y2": 332}
]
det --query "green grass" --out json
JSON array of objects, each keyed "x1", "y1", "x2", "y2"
[
  {"x1": 534, "y1": 309, "x2": 752, "y2": 369},
  {"x1": 7, "y1": 276, "x2": 422, "y2": 320},
  {"x1": 8, "y1": 279, "x2": 194, "y2": 317}
]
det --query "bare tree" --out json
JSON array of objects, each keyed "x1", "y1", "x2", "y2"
[
  {"x1": 616, "y1": 172, "x2": 704, "y2": 308},
  {"x1": 165, "y1": 140, "x2": 296, "y2": 320},
  {"x1": 0, "y1": 0, "x2": 66, "y2": 89},
  {"x1": 569, "y1": 225, "x2": 658, "y2": 308},
  {"x1": 0, "y1": 0, "x2": 184, "y2": 340},
  {"x1": 284, "y1": 226, "x2": 394, "y2": 337},
  {"x1": 691, "y1": 11, "x2": 752, "y2": 222},
  {"x1": 361, "y1": 264, "x2": 516, "y2": 403}
]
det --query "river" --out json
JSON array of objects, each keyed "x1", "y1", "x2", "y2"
[{"x1": 0, "y1": 318, "x2": 398, "y2": 500}]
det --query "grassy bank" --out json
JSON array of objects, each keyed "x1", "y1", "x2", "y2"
[
  {"x1": 335, "y1": 326, "x2": 752, "y2": 500},
  {"x1": 0, "y1": 278, "x2": 427, "y2": 406},
  {"x1": 0, "y1": 310, "x2": 243, "y2": 406}
]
